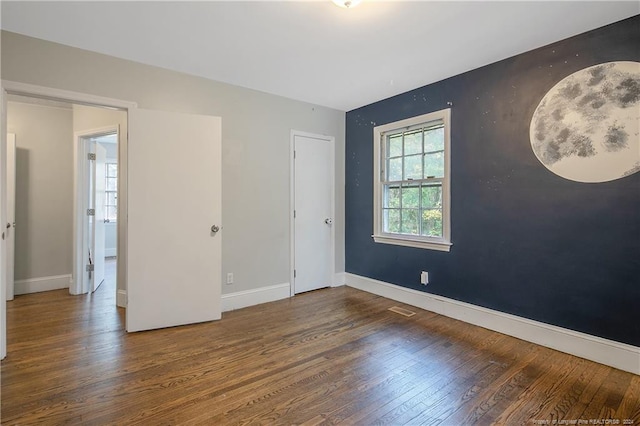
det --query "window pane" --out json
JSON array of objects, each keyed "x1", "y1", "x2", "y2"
[
  {"x1": 404, "y1": 130, "x2": 422, "y2": 155},
  {"x1": 424, "y1": 151, "x2": 444, "y2": 178},
  {"x1": 388, "y1": 135, "x2": 402, "y2": 158},
  {"x1": 388, "y1": 157, "x2": 402, "y2": 181},
  {"x1": 106, "y1": 177, "x2": 117, "y2": 191},
  {"x1": 401, "y1": 209, "x2": 419, "y2": 235},
  {"x1": 421, "y1": 209, "x2": 442, "y2": 237},
  {"x1": 384, "y1": 209, "x2": 400, "y2": 233},
  {"x1": 404, "y1": 154, "x2": 422, "y2": 180},
  {"x1": 106, "y1": 191, "x2": 117, "y2": 206},
  {"x1": 106, "y1": 206, "x2": 118, "y2": 221},
  {"x1": 421, "y1": 184, "x2": 442, "y2": 209},
  {"x1": 384, "y1": 185, "x2": 400, "y2": 208},
  {"x1": 401, "y1": 185, "x2": 420, "y2": 208},
  {"x1": 107, "y1": 163, "x2": 118, "y2": 177},
  {"x1": 425, "y1": 126, "x2": 444, "y2": 152}
]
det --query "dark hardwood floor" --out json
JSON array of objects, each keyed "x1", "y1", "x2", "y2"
[{"x1": 2, "y1": 269, "x2": 639, "y2": 425}]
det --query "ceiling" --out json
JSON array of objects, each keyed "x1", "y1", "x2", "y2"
[{"x1": 1, "y1": 1, "x2": 638, "y2": 111}]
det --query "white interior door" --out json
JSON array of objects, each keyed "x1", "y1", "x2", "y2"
[
  {"x1": 91, "y1": 142, "x2": 106, "y2": 292},
  {"x1": 6, "y1": 134, "x2": 16, "y2": 301},
  {"x1": 293, "y1": 133, "x2": 334, "y2": 294},
  {"x1": 127, "y1": 109, "x2": 221, "y2": 332}
]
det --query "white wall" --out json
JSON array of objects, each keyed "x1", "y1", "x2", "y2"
[
  {"x1": 104, "y1": 222, "x2": 117, "y2": 257},
  {"x1": 1, "y1": 31, "x2": 345, "y2": 296},
  {"x1": 6, "y1": 101, "x2": 73, "y2": 284}
]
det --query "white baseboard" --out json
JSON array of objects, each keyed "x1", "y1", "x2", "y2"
[
  {"x1": 346, "y1": 273, "x2": 640, "y2": 375},
  {"x1": 333, "y1": 272, "x2": 346, "y2": 287},
  {"x1": 105, "y1": 248, "x2": 117, "y2": 257},
  {"x1": 14, "y1": 274, "x2": 72, "y2": 295},
  {"x1": 117, "y1": 290, "x2": 127, "y2": 308},
  {"x1": 222, "y1": 282, "x2": 290, "y2": 312}
]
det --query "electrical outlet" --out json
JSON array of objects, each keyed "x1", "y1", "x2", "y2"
[
  {"x1": 226, "y1": 273, "x2": 234, "y2": 285},
  {"x1": 420, "y1": 271, "x2": 429, "y2": 285}
]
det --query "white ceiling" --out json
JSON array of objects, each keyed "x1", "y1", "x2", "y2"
[{"x1": 1, "y1": 1, "x2": 638, "y2": 111}]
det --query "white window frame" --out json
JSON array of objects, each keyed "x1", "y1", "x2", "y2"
[
  {"x1": 372, "y1": 108, "x2": 452, "y2": 252},
  {"x1": 105, "y1": 162, "x2": 118, "y2": 222}
]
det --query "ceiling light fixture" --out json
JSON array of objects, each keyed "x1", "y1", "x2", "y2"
[{"x1": 332, "y1": 0, "x2": 362, "y2": 8}]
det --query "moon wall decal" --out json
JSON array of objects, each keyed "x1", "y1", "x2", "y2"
[{"x1": 530, "y1": 61, "x2": 640, "y2": 183}]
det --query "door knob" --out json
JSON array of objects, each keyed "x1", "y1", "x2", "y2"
[
  {"x1": 325, "y1": 218, "x2": 333, "y2": 225},
  {"x1": 211, "y1": 225, "x2": 220, "y2": 233}
]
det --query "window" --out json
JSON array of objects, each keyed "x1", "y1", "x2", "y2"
[
  {"x1": 373, "y1": 109, "x2": 451, "y2": 251},
  {"x1": 105, "y1": 162, "x2": 117, "y2": 222}
]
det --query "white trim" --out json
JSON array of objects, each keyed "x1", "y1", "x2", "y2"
[
  {"x1": 289, "y1": 132, "x2": 295, "y2": 297},
  {"x1": 14, "y1": 274, "x2": 72, "y2": 295},
  {"x1": 372, "y1": 235, "x2": 452, "y2": 252},
  {"x1": 290, "y1": 130, "x2": 336, "y2": 296},
  {"x1": 222, "y1": 283, "x2": 290, "y2": 312},
  {"x1": 333, "y1": 272, "x2": 346, "y2": 287},
  {"x1": 1, "y1": 81, "x2": 138, "y2": 111},
  {"x1": 346, "y1": 273, "x2": 640, "y2": 375},
  {"x1": 117, "y1": 290, "x2": 127, "y2": 308},
  {"x1": 1, "y1": 85, "x2": 8, "y2": 359},
  {"x1": 6, "y1": 133, "x2": 16, "y2": 301},
  {"x1": 372, "y1": 109, "x2": 452, "y2": 251}
]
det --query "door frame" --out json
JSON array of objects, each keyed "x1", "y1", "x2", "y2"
[
  {"x1": 73, "y1": 126, "x2": 118, "y2": 295},
  {"x1": 0, "y1": 80, "x2": 136, "y2": 359},
  {"x1": 5, "y1": 133, "x2": 16, "y2": 301},
  {"x1": 289, "y1": 130, "x2": 335, "y2": 297}
]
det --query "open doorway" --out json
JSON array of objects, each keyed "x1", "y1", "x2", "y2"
[
  {"x1": 2, "y1": 81, "x2": 222, "y2": 359},
  {"x1": 4, "y1": 96, "x2": 125, "y2": 305},
  {"x1": 93, "y1": 133, "x2": 119, "y2": 295},
  {"x1": 75, "y1": 129, "x2": 119, "y2": 295}
]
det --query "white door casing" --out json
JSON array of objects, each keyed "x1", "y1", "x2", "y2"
[
  {"x1": 1, "y1": 80, "x2": 137, "y2": 359},
  {"x1": 291, "y1": 132, "x2": 335, "y2": 294},
  {"x1": 127, "y1": 108, "x2": 222, "y2": 332},
  {"x1": 91, "y1": 142, "x2": 107, "y2": 292},
  {"x1": 6, "y1": 134, "x2": 16, "y2": 301},
  {"x1": 1, "y1": 90, "x2": 7, "y2": 359}
]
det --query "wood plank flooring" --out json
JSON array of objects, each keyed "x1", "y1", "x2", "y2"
[{"x1": 2, "y1": 276, "x2": 639, "y2": 425}]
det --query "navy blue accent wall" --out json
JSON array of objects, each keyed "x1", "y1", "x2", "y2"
[{"x1": 345, "y1": 16, "x2": 640, "y2": 346}]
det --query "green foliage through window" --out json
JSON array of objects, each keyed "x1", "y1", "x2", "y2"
[{"x1": 382, "y1": 122, "x2": 444, "y2": 237}]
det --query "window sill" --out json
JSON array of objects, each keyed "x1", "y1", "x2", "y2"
[{"x1": 372, "y1": 234, "x2": 452, "y2": 252}]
